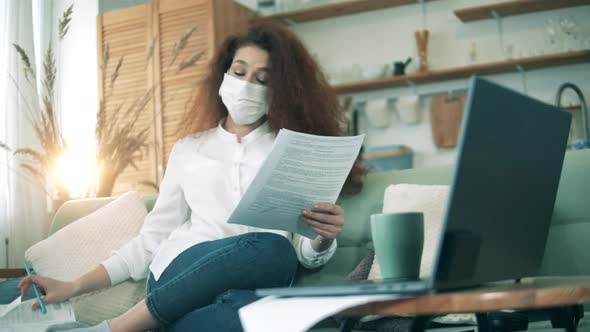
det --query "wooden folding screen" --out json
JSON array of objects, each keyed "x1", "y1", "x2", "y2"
[{"x1": 97, "y1": 0, "x2": 254, "y2": 195}]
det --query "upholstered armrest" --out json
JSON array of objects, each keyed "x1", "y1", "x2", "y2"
[
  {"x1": 49, "y1": 195, "x2": 158, "y2": 236},
  {"x1": 0, "y1": 268, "x2": 26, "y2": 278},
  {"x1": 49, "y1": 197, "x2": 119, "y2": 236}
]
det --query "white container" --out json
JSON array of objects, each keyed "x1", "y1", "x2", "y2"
[
  {"x1": 395, "y1": 95, "x2": 420, "y2": 125},
  {"x1": 364, "y1": 99, "x2": 391, "y2": 128}
]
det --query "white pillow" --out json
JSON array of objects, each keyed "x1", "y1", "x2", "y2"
[
  {"x1": 368, "y1": 184, "x2": 449, "y2": 280},
  {"x1": 25, "y1": 191, "x2": 148, "y2": 324}
]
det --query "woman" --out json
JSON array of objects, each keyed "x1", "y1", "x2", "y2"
[{"x1": 19, "y1": 23, "x2": 365, "y2": 332}]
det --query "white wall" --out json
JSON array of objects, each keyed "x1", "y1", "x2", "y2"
[
  {"x1": 52, "y1": 0, "x2": 99, "y2": 158},
  {"x1": 244, "y1": 0, "x2": 590, "y2": 167}
]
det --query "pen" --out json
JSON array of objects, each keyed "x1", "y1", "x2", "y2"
[{"x1": 23, "y1": 259, "x2": 47, "y2": 314}]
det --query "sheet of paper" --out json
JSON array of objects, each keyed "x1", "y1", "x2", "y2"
[
  {"x1": 0, "y1": 298, "x2": 76, "y2": 331},
  {"x1": 0, "y1": 296, "x2": 21, "y2": 318},
  {"x1": 239, "y1": 295, "x2": 402, "y2": 332},
  {"x1": 228, "y1": 129, "x2": 364, "y2": 238}
]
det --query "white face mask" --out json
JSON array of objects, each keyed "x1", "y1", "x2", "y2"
[{"x1": 219, "y1": 73, "x2": 268, "y2": 125}]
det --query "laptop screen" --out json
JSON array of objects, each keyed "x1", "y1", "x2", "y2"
[{"x1": 431, "y1": 77, "x2": 571, "y2": 290}]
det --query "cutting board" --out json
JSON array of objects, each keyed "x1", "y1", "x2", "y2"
[{"x1": 430, "y1": 93, "x2": 466, "y2": 148}]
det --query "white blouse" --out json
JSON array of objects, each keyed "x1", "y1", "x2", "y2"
[{"x1": 102, "y1": 121, "x2": 337, "y2": 285}]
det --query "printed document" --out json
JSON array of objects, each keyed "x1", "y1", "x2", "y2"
[
  {"x1": 0, "y1": 297, "x2": 76, "y2": 332},
  {"x1": 239, "y1": 294, "x2": 403, "y2": 332},
  {"x1": 228, "y1": 129, "x2": 364, "y2": 238}
]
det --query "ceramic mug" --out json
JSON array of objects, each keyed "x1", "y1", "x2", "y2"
[{"x1": 370, "y1": 212, "x2": 424, "y2": 280}]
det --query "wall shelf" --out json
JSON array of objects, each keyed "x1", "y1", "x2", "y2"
[
  {"x1": 562, "y1": 105, "x2": 582, "y2": 111},
  {"x1": 251, "y1": 0, "x2": 435, "y2": 25},
  {"x1": 332, "y1": 50, "x2": 590, "y2": 94},
  {"x1": 454, "y1": 0, "x2": 590, "y2": 22}
]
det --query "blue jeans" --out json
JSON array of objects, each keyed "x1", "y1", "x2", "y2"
[{"x1": 145, "y1": 232, "x2": 298, "y2": 332}]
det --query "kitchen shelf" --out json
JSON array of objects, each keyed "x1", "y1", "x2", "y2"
[
  {"x1": 454, "y1": 0, "x2": 590, "y2": 22},
  {"x1": 332, "y1": 50, "x2": 590, "y2": 94},
  {"x1": 251, "y1": 0, "x2": 435, "y2": 25}
]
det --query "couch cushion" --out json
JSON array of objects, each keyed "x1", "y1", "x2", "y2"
[
  {"x1": 49, "y1": 195, "x2": 157, "y2": 236},
  {"x1": 25, "y1": 191, "x2": 148, "y2": 324},
  {"x1": 369, "y1": 184, "x2": 449, "y2": 280}
]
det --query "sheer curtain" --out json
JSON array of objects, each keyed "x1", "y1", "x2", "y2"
[
  {"x1": 0, "y1": 0, "x2": 9, "y2": 268},
  {"x1": 0, "y1": 0, "x2": 50, "y2": 268}
]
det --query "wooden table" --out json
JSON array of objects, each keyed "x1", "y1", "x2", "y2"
[{"x1": 338, "y1": 276, "x2": 590, "y2": 332}]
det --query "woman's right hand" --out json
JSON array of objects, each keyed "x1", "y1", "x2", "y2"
[{"x1": 18, "y1": 275, "x2": 77, "y2": 310}]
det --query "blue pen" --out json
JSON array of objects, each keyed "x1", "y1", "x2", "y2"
[{"x1": 23, "y1": 259, "x2": 47, "y2": 314}]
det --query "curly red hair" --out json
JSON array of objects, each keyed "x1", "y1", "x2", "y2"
[{"x1": 178, "y1": 23, "x2": 365, "y2": 194}]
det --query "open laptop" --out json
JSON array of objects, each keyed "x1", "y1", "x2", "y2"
[{"x1": 257, "y1": 76, "x2": 572, "y2": 297}]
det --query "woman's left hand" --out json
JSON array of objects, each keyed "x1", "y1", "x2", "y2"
[{"x1": 302, "y1": 203, "x2": 345, "y2": 240}]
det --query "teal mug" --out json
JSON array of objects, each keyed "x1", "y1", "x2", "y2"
[{"x1": 370, "y1": 212, "x2": 424, "y2": 280}]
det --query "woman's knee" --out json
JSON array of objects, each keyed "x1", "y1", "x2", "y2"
[
  {"x1": 252, "y1": 233, "x2": 297, "y2": 260},
  {"x1": 246, "y1": 233, "x2": 298, "y2": 282}
]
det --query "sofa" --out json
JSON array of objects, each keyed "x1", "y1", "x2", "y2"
[{"x1": 7, "y1": 149, "x2": 590, "y2": 331}]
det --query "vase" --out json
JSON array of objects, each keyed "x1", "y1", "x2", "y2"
[{"x1": 415, "y1": 29, "x2": 430, "y2": 73}]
